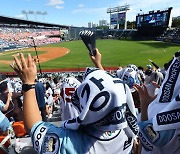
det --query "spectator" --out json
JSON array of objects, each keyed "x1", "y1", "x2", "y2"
[
  {"x1": 0, "y1": 81, "x2": 23, "y2": 122},
  {"x1": 35, "y1": 81, "x2": 47, "y2": 122},
  {"x1": 60, "y1": 76, "x2": 81, "y2": 121},
  {"x1": 44, "y1": 82, "x2": 54, "y2": 118},
  {"x1": 0, "y1": 101, "x2": 11, "y2": 133},
  {"x1": 134, "y1": 52, "x2": 180, "y2": 154},
  {"x1": 145, "y1": 70, "x2": 164, "y2": 98},
  {"x1": 138, "y1": 66, "x2": 145, "y2": 84},
  {"x1": 116, "y1": 66, "x2": 142, "y2": 109},
  {"x1": 10, "y1": 49, "x2": 138, "y2": 154}
]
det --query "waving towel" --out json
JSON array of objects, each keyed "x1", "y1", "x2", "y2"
[
  {"x1": 152, "y1": 94, "x2": 180, "y2": 131},
  {"x1": 148, "y1": 55, "x2": 180, "y2": 121},
  {"x1": 61, "y1": 68, "x2": 138, "y2": 139},
  {"x1": 138, "y1": 53, "x2": 180, "y2": 153}
]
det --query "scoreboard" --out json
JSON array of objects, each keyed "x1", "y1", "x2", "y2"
[{"x1": 136, "y1": 7, "x2": 172, "y2": 28}]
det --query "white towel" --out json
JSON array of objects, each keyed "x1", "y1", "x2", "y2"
[
  {"x1": 148, "y1": 56, "x2": 180, "y2": 123},
  {"x1": 62, "y1": 68, "x2": 138, "y2": 139},
  {"x1": 138, "y1": 54, "x2": 180, "y2": 153},
  {"x1": 153, "y1": 94, "x2": 180, "y2": 131}
]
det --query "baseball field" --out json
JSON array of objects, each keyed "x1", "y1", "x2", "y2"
[{"x1": 0, "y1": 39, "x2": 179, "y2": 73}]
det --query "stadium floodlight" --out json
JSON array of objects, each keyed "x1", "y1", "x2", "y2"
[
  {"x1": 22, "y1": 10, "x2": 27, "y2": 14},
  {"x1": 22, "y1": 10, "x2": 28, "y2": 20},
  {"x1": 107, "y1": 5, "x2": 130, "y2": 13},
  {"x1": 107, "y1": 4, "x2": 130, "y2": 29},
  {"x1": 43, "y1": 11, "x2": 48, "y2": 15},
  {"x1": 28, "y1": 10, "x2": 36, "y2": 21},
  {"x1": 36, "y1": 11, "x2": 42, "y2": 15},
  {"x1": 114, "y1": 7, "x2": 119, "y2": 12},
  {"x1": 42, "y1": 11, "x2": 48, "y2": 22},
  {"x1": 28, "y1": 10, "x2": 34, "y2": 14}
]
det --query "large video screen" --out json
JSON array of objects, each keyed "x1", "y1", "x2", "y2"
[
  {"x1": 136, "y1": 8, "x2": 172, "y2": 28},
  {"x1": 110, "y1": 13, "x2": 118, "y2": 25},
  {"x1": 118, "y1": 12, "x2": 126, "y2": 24},
  {"x1": 111, "y1": 12, "x2": 126, "y2": 25}
]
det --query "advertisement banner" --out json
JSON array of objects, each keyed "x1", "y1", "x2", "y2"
[
  {"x1": 111, "y1": 13, "x2": 118, "y2": 25},
  {"x1": 118, "y1": 12, "x2": 126, "y2": 24}
]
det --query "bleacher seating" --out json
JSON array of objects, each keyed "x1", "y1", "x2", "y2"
[
  {"x1": 157, "y1": 28, "x2": 180, "y2": 44},
  {"x1": 0, "y1": 27, "x2": 61, "y2": 51}
]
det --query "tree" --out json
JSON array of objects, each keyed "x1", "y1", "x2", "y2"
[{"x1": 172, "y1": 18, "x2": 180, "y2": 28}]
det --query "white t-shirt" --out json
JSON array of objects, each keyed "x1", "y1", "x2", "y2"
[
  {"x1": 60, "y1": 76, "x2": 81, "y2": 121},
  {"x1": 46, "y1": 87, "x2": 53, "y2": 105}
]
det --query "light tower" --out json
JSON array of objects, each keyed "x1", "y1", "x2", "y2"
[{"x1": 107, "y1": 4, "x2": 130, "y2": 29}]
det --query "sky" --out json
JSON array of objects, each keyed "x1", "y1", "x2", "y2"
[{"x1": 0, "y1": 0, "x2": 180, "y2": 27}]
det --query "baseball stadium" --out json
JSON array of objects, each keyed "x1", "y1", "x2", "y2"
[
  {"x1": 0, "y1": 7, "x2": 179, "y2": 75},
  {"x1": 0, "y1": 2, "x2": 180, "y2": 154}
]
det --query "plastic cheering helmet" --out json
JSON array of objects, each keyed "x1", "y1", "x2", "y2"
[
  {"x1": 127, "y1": 64, "x2": 138, "y2": 72},
  {"x1": 117, "y1": 67, "x2": 140, "y2": 92}
]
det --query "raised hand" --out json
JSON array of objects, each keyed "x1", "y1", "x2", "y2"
[
  {"x1": 133, "y1": 83, "x2": 157, "y2": 121},
  {"x1": 89, "y1": 48, "x2": 104, "y2": 70},
  {"x1": 10, "y1": 53, "x2": 37, "y2": 84}
]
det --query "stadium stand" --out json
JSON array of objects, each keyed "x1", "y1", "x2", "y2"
[
  {"x1": 0, "y1": 27, "x2": 62, "y2": 51},
  {"x1": 157, "y1": 28, "x2": 180, "y2": 44},
  {"x1": 0, "y1": 15, "x2": 70, "y2": 52}
]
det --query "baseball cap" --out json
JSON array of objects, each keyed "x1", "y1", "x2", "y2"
[{"x1": 147, "y1": 64, "x2": 152, "y2": 69}]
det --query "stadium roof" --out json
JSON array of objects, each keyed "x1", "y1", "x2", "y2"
[{"x1": 0, "y1": 15, "x2": 70, "y2": 29}]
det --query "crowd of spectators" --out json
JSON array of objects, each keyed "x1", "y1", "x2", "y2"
[
  {"x1": 0, "y1": 57, "x2": 171, "y2": 123},
  {"x1": 157, "y1": 28, "x2": 180, "y2": 44},
  {"x1": 0, "y1": 49, "x2": 179, "y2": 153},
  {"x1": 0, "y1": 27, "x2": 61, "y2": 51},
  {"x1": 95, "y1": 29, "x2": 135, "y2": 39}
]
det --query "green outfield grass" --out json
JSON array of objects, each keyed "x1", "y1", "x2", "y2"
[{"x1": 0, "y1": 39, "x2": 179, "y2": 72}]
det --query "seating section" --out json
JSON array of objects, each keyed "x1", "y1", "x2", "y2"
[
  {"x1": 157, "y1": 28, "x2": 180, "y2": 43},
  {"x1": 0, "y1": 27, "x2": 61, "y2": 51}
]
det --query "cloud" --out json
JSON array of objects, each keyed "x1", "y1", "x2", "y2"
[
  {"x1": 46, "y1": 0, "x2": 64, "y2": 6},
  {"x1": 117, "y1": 0, "x2": 177, "y2": 12},
  {"x1": 55, "y1": 5, "x2": 64, "y2": 9},
  {"x1": 15, "y1": 14, "x2": 24, "y2": 19},
  {"x1": 72, "y1": 7, "x2": 107, "y2": 14},
  {"x1": 78, "y1": 4, "x2": 84, "y2": 8},
  {"x1": 71, "y1": 7, "x2": 109, "y2": 24},
  {"x1": 172, "y1": 8, "x2": 180, "y2": 17}
]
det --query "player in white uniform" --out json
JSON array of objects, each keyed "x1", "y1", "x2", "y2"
[
  {"x1": 60, "y1": 76, "x2": 81, "y2": 121},
  {"x1": 11, "y1": 49, "x2": 138, "y2": 154}
]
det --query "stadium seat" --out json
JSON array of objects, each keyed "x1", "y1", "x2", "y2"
[
  {"x1": 0, "y1": 134, "x2": 11, "y2": 154},
  {"x1": 12, "y1": 121, "x2": 27, "y2": 137}
]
